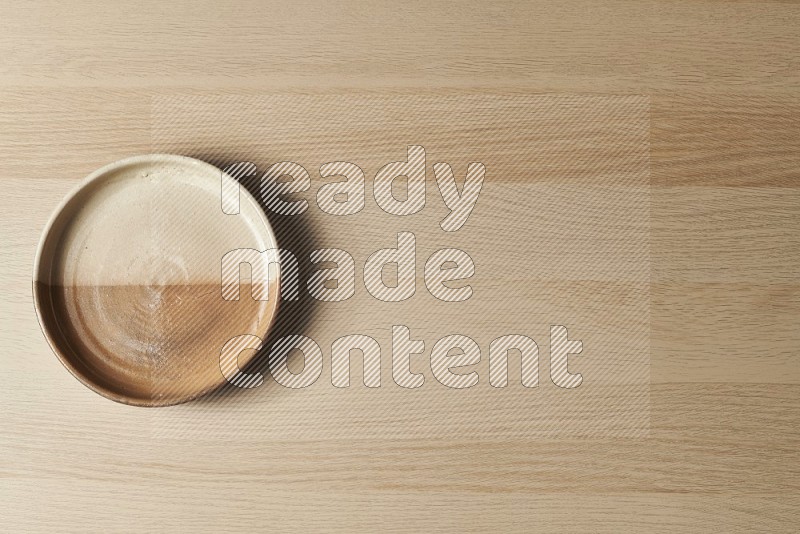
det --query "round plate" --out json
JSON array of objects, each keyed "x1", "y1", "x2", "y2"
[{"x1": 33, "y1": 155, "x2": 279, "y2": 406}]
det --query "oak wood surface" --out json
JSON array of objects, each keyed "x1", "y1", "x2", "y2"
[{"x1": 1, "y1": 1, "x2": 798, "y2": 532}]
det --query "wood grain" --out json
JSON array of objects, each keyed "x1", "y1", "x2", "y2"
[{"x1": 1, "y1": 1, "x2": 799, "y2": 532}]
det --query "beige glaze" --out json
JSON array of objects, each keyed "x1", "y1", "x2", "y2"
[{"x1": 33, "y1": 155, "x2": 280, "y2": 406}]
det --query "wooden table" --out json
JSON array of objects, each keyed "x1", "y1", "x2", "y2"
[{"x1": 1, "y1": 1, "x2": 798, "y2": 532}]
